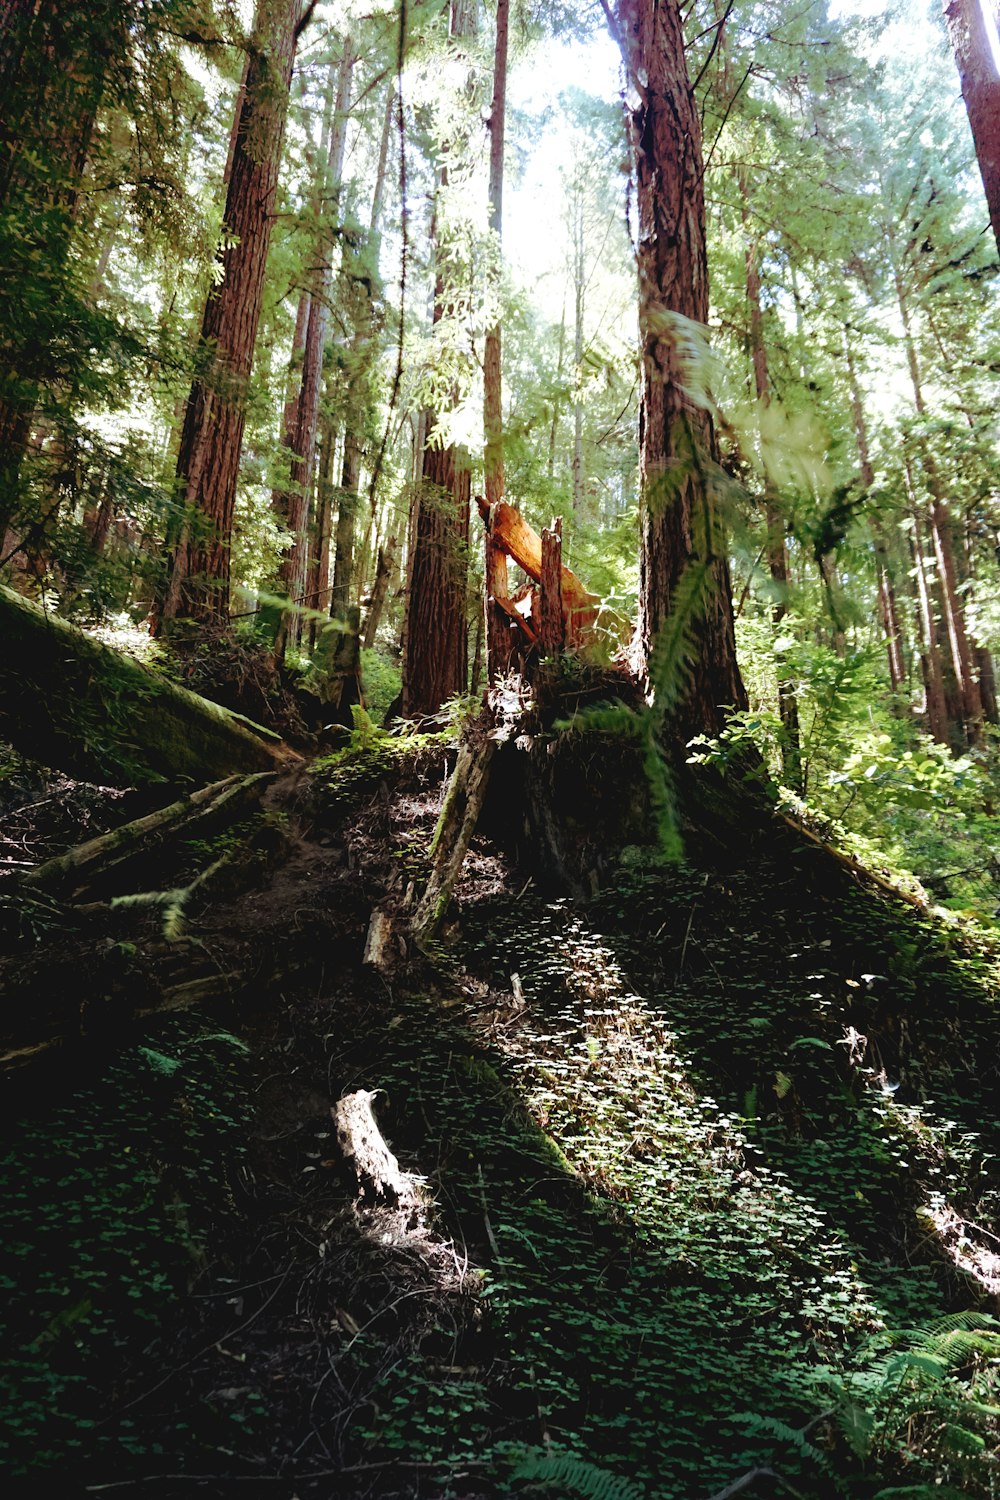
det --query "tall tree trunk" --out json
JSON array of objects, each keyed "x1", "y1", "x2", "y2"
[
  {"x1": 907, "y1": 508, "x2": 950, "y2": 745},
  {"x1": 331, "y1": 432, "x2": 360, "y2": 621},
  {"x1": 741, "y1": 178, "x2": 800, "y2": 788},
  {"x1": 611, "y1": 0, "x2": 746, "y2": 740},
  {"x1": 844, "y1": 335, "x2": 907, "y2": 693},
  {"x1": 571, "y1": 182, "x2": 585, "y2": 516},
  {"x1": 483, "y1": 0, "x2": 512, "y2": 683},
  {"x1": 402, "y1": 427, "x2": 471, "y2": 714},
  {"x1": 275, "y1": 38, "x2": 355, "y2": 656},
  {"x1": 157, "y1": 0, "x2": 303, "y2": 631},
  {"x1": 889, "y1": 244, "x2": 983, "y2": 739},
  {"x1": 403, "y1": 3, "x2": 479, "y2": 711},
  {"x1": 944, "y1": 0, "x2": 1000, "y2": 258}
]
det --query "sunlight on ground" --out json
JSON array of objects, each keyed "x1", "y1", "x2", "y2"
[{"x1": 921, "y1": 1200, "x2": 1000, "y2": 1295}]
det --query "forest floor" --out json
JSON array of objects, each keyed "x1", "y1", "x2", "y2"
[{"x1": 2, "y1": 730, "x2": 1000, "y2": 1500}]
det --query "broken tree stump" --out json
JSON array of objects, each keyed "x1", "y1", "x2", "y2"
[
  {"x1": 539, "y1": 517, "x2": 564, "y2": 656},
  {"x1": 476, "y1": 496, "x2": 599, "y2": 647},
  {"x1": 485, "y1": 506, "x2": 515, "y2": 682}
]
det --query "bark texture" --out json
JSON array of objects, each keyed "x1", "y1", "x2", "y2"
[
  {"x1": 403, "y1": 432, "x2": 471, "y2": 714},
  {"x1": 483, "y1": 0, "x2": 511, "y2": 682},
  {"x1": 944, "y1": 0, "x2": 1000, "y2": 258},
  {"x1": 614, "y1": 0, "x2": 747, "y2": 740},
  {"x1": 402, "y1": 3, "x2": 478, "y2": 713},
  {"x1": 159, "y1": 0, "x2": 301, "y2": 628}
]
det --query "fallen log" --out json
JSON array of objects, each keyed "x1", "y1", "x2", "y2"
[
  {"x1": 0, "y1": 971, "x2": 240, "y2": 1077},
  {"x1": 0, "y1": 584, "x2": 299, "y2": 786},
  {"x1": 477, "y1": 497, "x2": 600, "y2": 646}
]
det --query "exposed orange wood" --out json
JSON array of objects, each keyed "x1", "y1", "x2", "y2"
[{"x1": 477, "y1": 497, "x2": 599, "y2": 645}]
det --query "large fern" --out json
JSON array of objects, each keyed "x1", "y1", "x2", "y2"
[{"x1": 508, "y1": 1449, "x2": 644, "y2": 1500}]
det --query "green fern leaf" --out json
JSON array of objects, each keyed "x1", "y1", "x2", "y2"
[{"x1": 509, "y1": 1450, "x2": 644, "y2": 1500}]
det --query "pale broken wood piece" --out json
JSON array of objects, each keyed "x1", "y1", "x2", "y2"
[
  {"x1": 333, "y1": 1089, "x2": 414, "y2": 1205},
  {"x1": 476, "y1": 497, "x2": 599, "y2": 646},
  {"x1": 363, "y1": 907, "x2": 396, "y2": 970},
  {"x1": 412, "y1": 732, "x2": 497, "y2": 946}
]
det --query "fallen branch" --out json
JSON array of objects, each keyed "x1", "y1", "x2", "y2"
[{"x1": 24, "y1": 773, "x2": 274, "y2": 898}]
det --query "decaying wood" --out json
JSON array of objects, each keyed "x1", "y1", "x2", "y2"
[
  {"x1": 0, "y1": 584, "x2": 298, "y2": 786},
  {"x1": 363, "y1": 907, "x2": 395, "y2": 970},
  {"x1": 539, "y1": 517, "x2": 564, "y2": 656},
  {"x1": 477, "y1": 496, "x2": 599, "y2": 646},
  {"x1": 413, "y1": 731, "x2": 497, "y2": 945},
  {"x1": 493, "y1": 591, "x2": 537, "y2": 644},
  {"x1": 24, "y1": 773, "x2": 274, "y2": 898},
  {"x1": 333, "y1": 1088, "x2": 415, "y2": 1205}
]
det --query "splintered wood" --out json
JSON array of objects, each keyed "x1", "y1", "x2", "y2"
[{"x1": 478, "y1": 497, "x2": 599, "y2": 655}]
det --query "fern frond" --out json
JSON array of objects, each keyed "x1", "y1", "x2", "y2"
[
  {"x1": 647, "y1": 559, "x2": 713, "y2": 725},
  {"x1": 729, "y1": 1411, "x2": 834, "y2": 1477},
  {"x1": 509, "y1": 1450, "x2": 644, "y2": 1500}
]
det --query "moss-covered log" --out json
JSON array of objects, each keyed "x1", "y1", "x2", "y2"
[{"x1": 0, "y1": 585, "x2": 299, "y2": 785}]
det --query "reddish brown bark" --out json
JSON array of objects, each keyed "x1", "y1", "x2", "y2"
[
  {"x1": 539, "y1": 518, "x2": 565, "y2": 657},
  {"x1": 402, "y1": 429, "x2": 471, "y2": 715},
  {"x1": 403, "y1": 2, "x2": 478, "y2": 710},
  {"x1": 158, "y1": 0, "x2": 302, "y2": 629},
  {"x1": 483, "y1": 0, "x2": 510, "y2": 683},
  {"x1": 944, "y1": 0, "x2": 1000, "y2": 258},
  {"x1": 612, "y1": 0, "x2": 746, "y2": 739}
]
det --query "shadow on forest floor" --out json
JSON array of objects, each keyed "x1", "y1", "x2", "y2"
[{"x1": 1, "y1": 741, "x2": 999, "y2": 1500}]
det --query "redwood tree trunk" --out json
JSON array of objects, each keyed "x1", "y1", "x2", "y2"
[
  {"x1": 402, "y1": 426, "x2": 471, "y2": 714},
  {"x1": 845, "y1": 335, "x2": 907, "y2": 693},
  {"x1": 403, "y1": 1, "x2": 479, "y2": 711},
  {"x1": 612, "y1": 0, "x2": 746, "y2": 740},
  {"x1": 890, "y1": 246, "x2": 983, "y2": 739},
  {"x1": 483, "y1": 0, "x2": 511, "y2": 683},
  {"x1": 331, "y1": 432, "x2": 360, "y2": 621},
  {"x1": 944, "y1": 0, "x2": 1000, "y2": 258},
  {"x1": 158, "y1": 0, "x2": 302, "y2": 630},
  {"x1": 275, "y1": 39, "x2": 354, "y2": 654}
]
